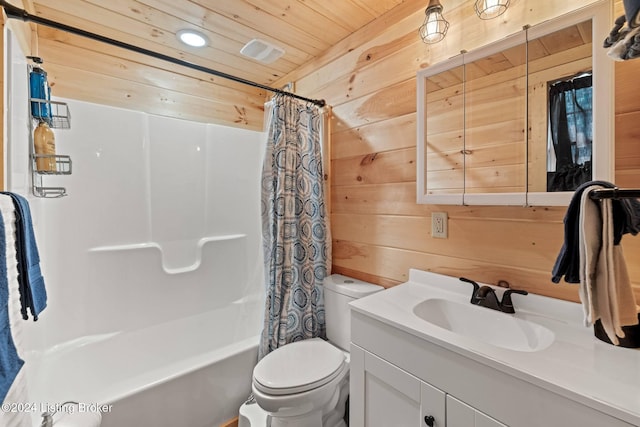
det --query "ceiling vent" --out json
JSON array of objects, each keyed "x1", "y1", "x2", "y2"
[{"x1": 240, "y1": 39, "x2": 285, "y2": 64}]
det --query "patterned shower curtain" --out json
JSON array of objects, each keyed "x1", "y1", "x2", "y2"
[{"x1": 259, "y1": 93, "x2": 331, "y2": 359}]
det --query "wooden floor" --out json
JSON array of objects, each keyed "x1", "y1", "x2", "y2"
[{"x1": 220, "y1": 417, "x2": 238, "y2": 427}]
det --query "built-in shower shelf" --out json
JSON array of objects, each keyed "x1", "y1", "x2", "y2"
[
  {"x1": 88, "y1": 234, "x2": 247, "y2": 253},
  {"x1": 88, "y1": 234, "x2": 248, "y2": 275}
]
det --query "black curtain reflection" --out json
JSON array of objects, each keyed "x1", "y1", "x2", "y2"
[{"x1": 547, "y1": 74, "x2": 593, "y2": 192}]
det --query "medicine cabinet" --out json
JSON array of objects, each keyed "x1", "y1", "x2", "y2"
[{"x1": 416, "y1": 1, "x2": 613, "y2": 206}]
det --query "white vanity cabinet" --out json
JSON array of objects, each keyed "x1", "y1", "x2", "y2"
[
  {"x1": 350, "y1": 344, "x2": 504, "y2": 427},
  {"x1": 349, "y1": 310, "x2": 636, "y2": 427}
]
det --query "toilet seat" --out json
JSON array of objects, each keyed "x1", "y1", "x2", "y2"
[{"x1": 253, "y1": 339, "x2": 346, "y2": 396}]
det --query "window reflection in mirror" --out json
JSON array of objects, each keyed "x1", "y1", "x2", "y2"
[
  {"x1": 547, "y1": 72, "x2": 593, "y2": 191},
  {"x1": 528, "y1": 19, "x2": 593, "y2": 193}
]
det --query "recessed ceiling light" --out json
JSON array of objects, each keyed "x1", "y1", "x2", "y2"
[{"x1": 177, "y1": 29, "x2": 208, "y2": 47}]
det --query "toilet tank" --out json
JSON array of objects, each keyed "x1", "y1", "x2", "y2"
[{"x1": 323, "y1": 274, "x2": 384, "y2": 351}]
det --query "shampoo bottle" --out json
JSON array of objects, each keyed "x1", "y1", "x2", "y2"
[
  {"x1": 34, "y1": 120, "x2": 56, "y2": 172},
  {"x1": 29, "y1": 64, "x2": 50, "y2": 120}
]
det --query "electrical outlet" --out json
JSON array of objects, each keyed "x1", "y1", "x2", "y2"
[{"x1": 432, "y1": 212, "x2": 448, "y2": 239}]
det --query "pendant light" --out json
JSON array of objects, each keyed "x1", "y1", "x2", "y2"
[
  {"x1": 419, "y1": 0, "x2": 450, "y2": 44},
  {"x1": 474, "y1": 0, "x2": 510, "y2": 20}
]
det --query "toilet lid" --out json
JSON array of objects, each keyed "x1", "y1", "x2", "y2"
[{"x1": 253, "y1": 339, "x2": 346, "y2": 395}]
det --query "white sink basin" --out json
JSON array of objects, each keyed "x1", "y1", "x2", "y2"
[{"x1": 413, "y1": 298, "x2": 555, "y2": 352}]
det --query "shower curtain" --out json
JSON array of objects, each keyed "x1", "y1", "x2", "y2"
[{"x1": 259, "y1": 93, "x2": 331, "y2": 359}]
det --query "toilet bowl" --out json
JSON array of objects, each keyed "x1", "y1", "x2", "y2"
[
  {"x1": 239, "y1": 274, "x2": 383, "y2": 427},
  {"x1": 252, "y1": 338, "x2": 349, "y2": 427}
]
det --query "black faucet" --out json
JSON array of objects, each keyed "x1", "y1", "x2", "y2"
[{"x1": 459, "y1": 277, "x2": 528, "y2": 314}]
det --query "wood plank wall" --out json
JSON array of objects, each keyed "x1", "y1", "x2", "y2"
[
  {"x1": 5, "y1": 0, "x2": 267, "y2": 132},
  {"x1": 35, "y1": 26, "x2": 267, "y2": 131},
  {"x1": 278, "y1": 0, "x2": 640, "y2": 303}
]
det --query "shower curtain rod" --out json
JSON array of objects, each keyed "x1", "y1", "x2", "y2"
[{"x1": 0, "y1": 1, "x2": 326, "y2": 108}]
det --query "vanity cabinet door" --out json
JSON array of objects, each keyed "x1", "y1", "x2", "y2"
[
  {"x1": 350, "y1": 345, "x2": 445, "y2": 427},
  {"x1": 446, "y1": 395, "x2": 506, "y2": 427}
]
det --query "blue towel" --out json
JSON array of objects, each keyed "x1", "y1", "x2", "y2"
[
  {"x1": 1, "y1": 193, "x2": 47, "y2": 321},
  {"x1": 0, "y1": 208, "x2": 25, "y2": 403}
]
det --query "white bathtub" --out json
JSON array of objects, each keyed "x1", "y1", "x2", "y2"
[
  {"x1": 25, "y1": 296, "x2": 262, "y2": 427},
  {"x1": 6, "y1": 49, "x2": 267, "y2": 427}
]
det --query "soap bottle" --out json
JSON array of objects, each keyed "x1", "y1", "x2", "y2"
[
  {"x1": 33, "y1": 120, "x2": 56, "y2": 172},
  {"x1": 28, "y1": 59, "x2": 50, "y2": 121}
]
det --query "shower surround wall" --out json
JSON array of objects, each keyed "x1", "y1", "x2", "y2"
[
  {"x1": 7, "y1": 31, "x2": 265, "y2": 426},
  {"x1": 21, "y1": 101, "x2": 265, "y2": 346}
]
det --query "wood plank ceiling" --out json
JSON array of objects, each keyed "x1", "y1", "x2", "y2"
[{"x1": 9, "y1": 0, "x2": 407, "y2": 129}]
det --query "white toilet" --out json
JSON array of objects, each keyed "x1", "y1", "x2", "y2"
[{"x1": 239, "y1": 274, "x2": 383, "y2": 427}]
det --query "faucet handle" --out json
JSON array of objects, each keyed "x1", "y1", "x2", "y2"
[
  {"x1": 459, "y1": 277, "x2": 480, "y2": 291},
  {"x1": 40, "y1": 412, "x2": 53, "y2": 427},
  {"x1": 500, "y1": 289, "x2": 528, "y2": 313},
  {"x1": 459, "y1": 277, "x2": 481, "y2": 303}
]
